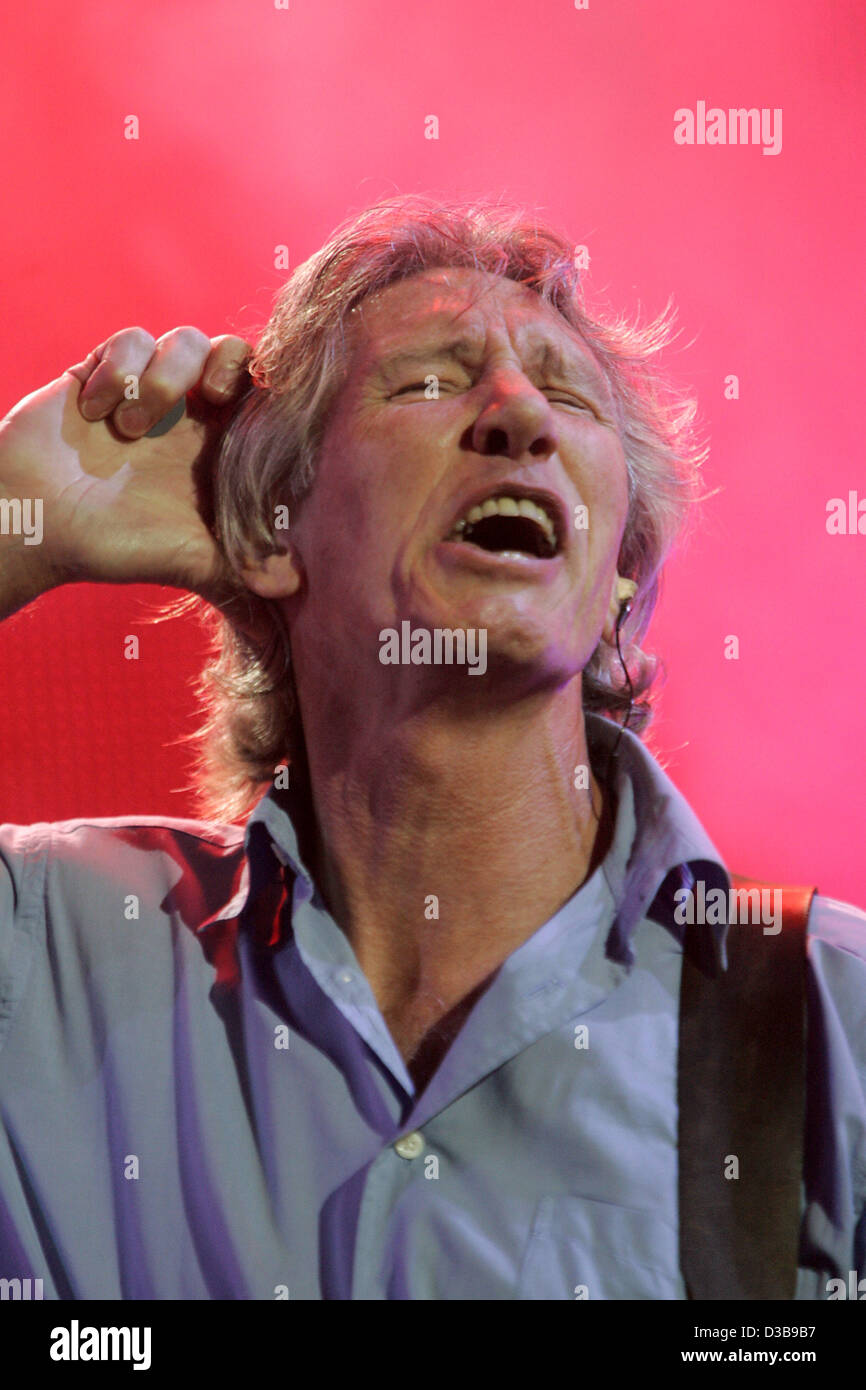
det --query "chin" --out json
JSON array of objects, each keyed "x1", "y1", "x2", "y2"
[{"x1": 395, "y1": 569, "x2": 591, "y2": 680}]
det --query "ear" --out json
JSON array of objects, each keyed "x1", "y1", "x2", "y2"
[
  {"x1": 238, "y1": 542, "x2": 304, "y2": 600},
  {"x1": 601, "y1": 575, "x2": 637, "y2": 647}
]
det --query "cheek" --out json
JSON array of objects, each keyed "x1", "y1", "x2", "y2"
[
  {"x1": 583, "y1": 441, "x2": 629, "y2": 542},
  {"x1": 358, "y1": 417, "x2": 445, "y2": 534},
  {"x1": 293, "y1": 470, "x2": 401, "y2": 613},
  {"x1": 295, "y1": 437, "x2": 373, "y2": 559}
]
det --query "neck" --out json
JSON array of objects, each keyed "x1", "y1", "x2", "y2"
[{"x1": 294, "y1": 679, "x2": 612, "y2": 1048}]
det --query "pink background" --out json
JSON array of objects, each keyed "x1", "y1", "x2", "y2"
[{"x1": 0, "y1": 0, "x2": 863, "y2": 906}]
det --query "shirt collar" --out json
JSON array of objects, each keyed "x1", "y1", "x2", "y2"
[
  {"x1": 195, "y1": 771, "x2": 315, "y2": 936},
  {"x1": 584, "y1": 713, "x2": 732, "y2": 969},
  {"x1": 202, "y1": 712, "x2": 733, "y2": 970}
]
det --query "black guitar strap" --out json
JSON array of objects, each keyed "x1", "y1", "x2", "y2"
[{"x1": 678, "y1": 874, "x2": 816, "y2": 1299}]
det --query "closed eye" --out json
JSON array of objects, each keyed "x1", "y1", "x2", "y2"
[
  {"x1": 392, "y1": 381, "x2": 597, "y2": 413},
  {"x1": 393, "y1": 380, "x2": 453, "y2": 396},
  {"x1": 543, "y1": 392, "x2": 595, "y2": 411}
]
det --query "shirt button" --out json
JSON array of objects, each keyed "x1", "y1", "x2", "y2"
[
  {"x1": 393, "y1": 1131, "x2": 425, "y2": 1160},
  {"x1": 338, "y1": 970, "x2": 353, "y2": 984}
]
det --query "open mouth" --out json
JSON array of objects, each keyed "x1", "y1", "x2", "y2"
[{"x1": 445, "y1": 493, "x2": 561, "y2": 559}]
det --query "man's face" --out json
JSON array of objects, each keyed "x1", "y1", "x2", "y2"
[{"x1": 284, "y1": 267, "x2": 630, "y2": 694}]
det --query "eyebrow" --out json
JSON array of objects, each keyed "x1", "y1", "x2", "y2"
[{"x1": 372, "y1": 336, "x2": 482, "y2": 373}]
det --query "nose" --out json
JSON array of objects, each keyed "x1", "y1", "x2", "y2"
[{"x1": 468, "y1": 369, "x2": 558, "y2": 462}]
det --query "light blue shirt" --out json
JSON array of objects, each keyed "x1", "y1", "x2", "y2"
[{"x1": 0, "y1": 713, "x2": 863, "y2": 1299}]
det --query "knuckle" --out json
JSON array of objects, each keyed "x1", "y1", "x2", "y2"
[
  {"x1": 160, "y1": 325, "x2": 211, "y2": 356},
  {"x1": 215, "y1": 333, "x2": 252, "y2": 358},
  {"x1": 110, "y1": 326, "x2": 155, "y2": 355}
]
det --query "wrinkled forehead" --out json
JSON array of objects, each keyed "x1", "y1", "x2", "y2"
[
  {"x1": 350, "y1": 266, "x2": 541, "y2": 329},
  {"x1": 345, "y1": 267, "x2": 607, "y2": 385}
]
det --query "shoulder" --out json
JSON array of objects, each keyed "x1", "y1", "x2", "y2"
[
  {"x1": 805, "y1": 891, "x2": 866, "y2": 1049},
  {"x1": 0, "y1": 814, "x2": 249, "y2": 1053},
  {"x1": 807, "y1": 892, "x2": 866, "y2": 959},
  {"x1": 805, "y1": 895, "x2": 866, "y2": 1153},
  {"x1": 0, "y1": 812, "x2": 247, "y2": 941},
  {"x1": 0, "y1": 812, "x2": 244, "y2": 881}
]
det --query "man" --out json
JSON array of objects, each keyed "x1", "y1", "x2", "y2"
[{"x1": 0, "y1": 195, "x2": 863, "y2": 1300}]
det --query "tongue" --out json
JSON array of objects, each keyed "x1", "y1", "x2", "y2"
[{"x1": 464, "y1": 514, "x2": 553, "y2": 557}]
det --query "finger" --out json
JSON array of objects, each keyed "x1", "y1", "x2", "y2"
[
  {"x1": 70, "y1": 328, "x2": 157, "y2": 420},
  {"x1": 66, "y1": 345, "x2": 106, "y2": 387},
  {"x1": 199, "y1": 335, "x2": 253, "y2": 403},
  {"x1": 110, "y1": 326, "x2": 213, "y2": 438}
]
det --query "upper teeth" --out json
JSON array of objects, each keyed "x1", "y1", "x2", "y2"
[{"x1": 449, "y1": 495, "x2": 557, "y2": 546}]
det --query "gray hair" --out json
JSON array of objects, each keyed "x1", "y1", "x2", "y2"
[{"x1": 168, "y1": 193, "x2": 708, "y2": 823}]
